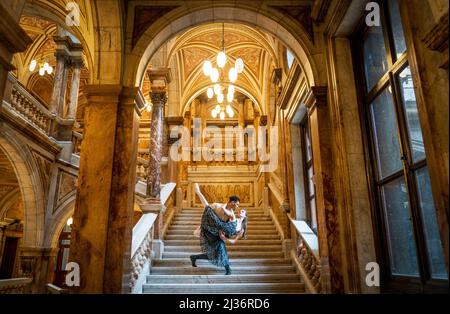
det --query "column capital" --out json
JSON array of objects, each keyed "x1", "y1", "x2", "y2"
[
  {"x1": 147, "y1": 67, "x2": 172, "y2": 85},
  {"x1": 305, "y1": 86, "x2": 327, "y2": 110},
  {"x1": 150, "y1": 91, "x2": 168, "y2": 106}
]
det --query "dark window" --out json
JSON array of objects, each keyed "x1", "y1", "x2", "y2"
[
  {"x1": 300, "y1": 117, "x2": 317, "y2": 233},
  {"x1": 353, "y1": 0, "x2": 447, "y2": 292}
]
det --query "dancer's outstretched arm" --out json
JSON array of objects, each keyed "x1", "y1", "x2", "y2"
[{"x1": 194, "y1": 183, "x2": 209, "y2": 207}]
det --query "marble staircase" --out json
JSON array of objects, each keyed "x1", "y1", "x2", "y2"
[{"x1": 141, "y1": 207, "x2": 305, "y2": 294}]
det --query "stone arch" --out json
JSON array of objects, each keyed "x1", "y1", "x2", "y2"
[
  {"x1": 124, "y1": 5, "x2": 319, "y2": 88},
  {"x1": 44, "y1": 193, "x2": 75, "y2": 248},
  {"x1": 22, "y1": 0, "x2": 96, "y2": 83},
  {"x1": 0, "y1": 128, "x2": 46, "y2": 247}
]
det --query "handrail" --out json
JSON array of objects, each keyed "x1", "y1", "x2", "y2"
[
  {"x1": 0, "y1": 278, "x2": 32, "y2": 294},
  {"x1": 289, "y1": 217, "x2": 323, "y2": 293},
  {"x1": 46, "y1": 283, "x2": 68, "y2": 294}
]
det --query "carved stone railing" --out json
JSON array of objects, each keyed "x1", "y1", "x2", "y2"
[
  {"x1": 290, "y1": 219, "x2": 322, "y2": 293},
  {"x1": 129, "y1": 182, "x2": 176, "y2": 293},
  {"x1": 0, "y1": 278, "x2": 32, "y2": 294},
  {"x1": 129, "y1": 213, "x2": 157, "y2": 294},
  {"x1": 6, "y1": 75, "x2": 53, "y2": 135}
]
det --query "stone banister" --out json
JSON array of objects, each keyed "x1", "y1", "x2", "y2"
[
  {"x1": 6, "y1": 74, "x2": 54, "y2": 135},
  {"x1": 0, "y1": 278, "x2": 32, "y2": 294},
  {"x1": 289, "y1": 218, "x2": 323, "y2": 293},
  {"x1": 130, "y1": 182, "x2": 176, "y2": 293}
]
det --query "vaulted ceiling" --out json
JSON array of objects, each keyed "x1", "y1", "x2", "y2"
[{"x1": 143, "y1": 23, "x2": 288, "y2": 116}]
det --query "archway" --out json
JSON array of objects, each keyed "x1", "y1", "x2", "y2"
[{"x1": 123, "y1": 5, "x2": 319, "y2": 88}]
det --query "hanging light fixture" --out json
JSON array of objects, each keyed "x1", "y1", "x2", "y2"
[
  {"x1": 207, "y1": 87, "x2": 214, "y2": 99},
  {"x1": 202, "y1": 23, "x2": 243, "y2": 119},
  {"x1": 29, "y1": 58, "x2": 53, "y2": 76}
]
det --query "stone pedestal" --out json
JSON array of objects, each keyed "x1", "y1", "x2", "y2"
[
  {"x1": 69, "y1": 85, "x2": 140, "y2": 293},
  {"x1": 19, "y1": 247, "x2": 58, "y2": 293},
  {"x1": 139, "y1": 199, "x2": 166, "y2": 259}
]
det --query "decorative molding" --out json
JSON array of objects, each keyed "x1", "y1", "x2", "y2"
[
  {"x1": 422, "y1": 12, "x2": 449, "y2": 53},
  {"x1": 132, "y1": 6, "x2": 180, "y2": 49},
  {"x1": 277, "y1": 65, "x2": 302, "y2": 110},
  {"x1": 311, "y1": 0, "x2": 333, "y2": 24},
  {"x1": 269, "y1": 5, "x2": 314, "y2": 42},
  {"x1": 259, "y1": 115, "x2": 267, "y2": 126},
  {"x1": 30, "y1": 149, "x2": 52, "y2": 194},
  {"x1": 305, "y1": 86, "x2": 328, "y2": 111}
]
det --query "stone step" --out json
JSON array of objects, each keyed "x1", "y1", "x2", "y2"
[
  {"x1": 153, "y1": 258, "x2": 292, "y2": 267},
  {"x1": 164, "y1": 245, "x2": 282, "y2": 252},
  {"x1": 164, "y1": 234, "x2": 281, "y2": 240},
  {"x1": 146, "y1": 274, "x2": 302, "y2": 284},
  {"x1": 170, "y1": 220, "x2": 274, "y2": 225},
  {"x1": 169, "y1": 224, "x2": 277, "y2": 232},
  {"x1": 180, "y1": 211, "x2": 267, "y2": 216},
  {"x1": 167, "y1": 228, "x2": 279, "y2": 236},
  {"x1": 162, "y1": 251, "x2": 285, "y2": 258},
  {"x1": 142, "y1": 282, "x2": 305, "y2": 294},
  {"x1": 163, "y1": 239, "x2": 282, "y2": 246},
  {"x1": 150, "y1": 265, "x2": 296, "y2": 275}
]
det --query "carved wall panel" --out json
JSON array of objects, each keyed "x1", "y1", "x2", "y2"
[{"x1": 193, "y1": 183, "x2": 254, "y2": 207}]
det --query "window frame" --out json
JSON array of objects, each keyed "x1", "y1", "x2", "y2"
[
  {"x1": 351, "y1": 0, "x2": 448, "y2": 292},
  {"x1": 299, "y1": 115, "x2": 317, "y2": 233}
]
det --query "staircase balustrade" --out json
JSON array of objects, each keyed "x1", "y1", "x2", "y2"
[
  {"x1": 6, "y1": 75, "x2": 54, "y2": 135},
  {"x1": 129, "y1": 182, "x2": 176, "y2": 293},
  {"x1": 0, "y1": 278, "x2": 32, "y2": 294}
]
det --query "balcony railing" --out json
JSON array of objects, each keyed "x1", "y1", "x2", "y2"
[{"x1": 5, "y1": 74, "x2": 54, "y2": 135}]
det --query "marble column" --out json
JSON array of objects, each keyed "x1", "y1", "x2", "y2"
[
  {"x1": 69, "y1": 85, "x2": 140, "y2": 293},
  {"x1": 305, "y1": 86, "x2": 343, "y2": 293},
  {"x1": 146, "y1": 90, "x2": 167, "y2": 199},
  {"x1": 0, "y1": 0, "x2": 30, "y2": 109},
  {"x1": 66, "y1": 59, "x2": 83, "y2": 120},
  {"x1": 49, "y1": 51, "x2": 69, "y2": 115}
]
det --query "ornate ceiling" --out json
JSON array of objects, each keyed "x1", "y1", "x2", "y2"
[{"x1": 144, "y1": 23, "x2": 285, "y2": 116}]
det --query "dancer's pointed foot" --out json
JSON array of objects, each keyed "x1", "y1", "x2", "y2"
[
  {"x1": 225, "y1": 265, "x2": 231, "y2": 275},
  {"x1": 190, "y1": 255, "x2": 197, "y2": 267}
]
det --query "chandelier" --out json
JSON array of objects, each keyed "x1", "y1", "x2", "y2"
[
  {"x1": 29, "y1": 59, "x2": 53, "y2": 76},
  {"x1": 202, "y1": 23, "x2": 244, "y2": 120}
]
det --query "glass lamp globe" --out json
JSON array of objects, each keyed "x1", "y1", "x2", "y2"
[
  {"x1": 207, "y1": 88, "x2": 214, "y2": 99},
  {"x1": 227, "y1": 85, "x2": 235, "y2": 96},
  {"x1": 203, "y1": 60, "x2": 212, "y2": 76},
  {"x1": 217, "y1": 93, "x2": 224, "y2": 104},
  {"x1": 227, "y1": 93, "x2": 233, "y2": 103},
  {"x1": 214, "y1": 84, "x2": 221, "y2": 95},
  {"x1": 219, "y1": 111, "x2": 225, "y2": 120},
  {"x1": 29, "y1": 60, "x2": 37, "y2": 72},
  {"x1": 47, "y1": 66, "x2": 53, "y2": 75},
  {"x1": 210, "y1": 68, "x2": 219, "y2": 83},
  {"x1": 39, "y1": 67, "x2": 45, "y2": 76},
  {"x1": 211, "y1": 108, "x2": 218, "y2": 118},
  {"x1": 228, "y1": 67, "x2": 238, "y2": 83},
  {"x1": 235, "y1": 58, "x2": 244, "y2": 73},
  {"x1": 228, "y1": 109, "x2": 234, "y2": 118},
  {"x1": 217, "y1": 51, "x2": 227, "y2": 68},
  {"x1": 215, "y1": 105, "x2": 221, "y2": 112}
]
